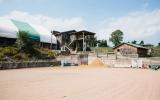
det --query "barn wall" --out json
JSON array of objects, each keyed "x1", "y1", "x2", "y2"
[
  {"x1": 114, "y1": 44, "x2": 148, "y2": 57},
  {"x1": 114, "y1": 44, "x2": 137, "y2": 55},
  {"x1": 137, "y1": 48, "x2": 148, "y2": 57}
]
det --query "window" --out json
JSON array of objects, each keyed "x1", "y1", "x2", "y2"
[{"x1": 117, "y1": 49, "x2": 120, "y2": 52}]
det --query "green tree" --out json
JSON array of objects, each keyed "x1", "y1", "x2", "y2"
[
  {"x1": 98, "y1": 40, "x2": 108, "y2": 47},
  {"x1": 139, "y1": 40, "x2": 144, "y2": 45},
  {"x1": 109, "y1": 30, "x2": 123, "y2": 46},
  {"x1": 131, "y1": 40, "x2": 137, "y2": 44},
  {"x1": 16, "y1": 31, "x2": 35, "y2": 53},
  {"x1": 92, "y1": 36, "x2": 98, "y2": 47},
  {"x1": 158, "y1": 43, "x2": 160, "y2": 46}
]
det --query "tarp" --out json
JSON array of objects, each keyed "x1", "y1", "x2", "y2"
[
  {"x1": 0, "y1": 18, "x2": 57, "y2": 44},
  {"x1": 11, "y1": 19, "x2": 40, "y2": 42}
]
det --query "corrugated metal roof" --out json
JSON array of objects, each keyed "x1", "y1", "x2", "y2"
[{"x1": 113, "y1": 42, "x2": 148, "y2": 49}]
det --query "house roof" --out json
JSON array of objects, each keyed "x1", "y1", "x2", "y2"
[
  {"x1": 51, "y1": 30, "x2": 60, "y2": 36},
  {"x1": 73, "y1": 30, "x2": 95, "y2": 35},
  {"x1": 53, "y1": 30, "x2": 95, "y2": 36},
  {"x1": 113, "y1": 42, "x2": 148, "y2": 50},
  {"x1": 61, "y1": 30, "x2": 76, "y2": 35}
]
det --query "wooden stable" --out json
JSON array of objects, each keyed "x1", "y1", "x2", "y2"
[{"x1": 113, "y1": 43, "x2": 149, "y2": 57}]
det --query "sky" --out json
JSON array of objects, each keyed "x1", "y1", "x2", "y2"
[{"x1": 0, "y1": 0, "x2": 160, "y2": 45}]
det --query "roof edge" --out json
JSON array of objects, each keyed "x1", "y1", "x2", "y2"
[{"x1": 113, "y1": 42, "x2": 148, "y2": 50}]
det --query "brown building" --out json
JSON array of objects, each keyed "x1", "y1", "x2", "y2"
[
  {"x1": 52, "y1": 30, "x2": 95, "y2": 53},
  {"x1": 113, "y1": 43, "x2": 149, "y2": 57}
]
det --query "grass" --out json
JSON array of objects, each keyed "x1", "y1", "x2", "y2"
[
  {"x1": 91, "y1": 47, "x2": 114, "y2": 54},
  {"x1": 151, "y1": 46, "x2": 160, "y2": 57}
]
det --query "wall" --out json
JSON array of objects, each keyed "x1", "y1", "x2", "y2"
[
  {"x1": 0, "y1": 61, "x2": 61, "y2": 70},
  {"x1": 137, "y1": 48, "x2": 148, "y2": 57},
  {"x1": 114, "y1": 44, "x2": 137, "y2": 55}
]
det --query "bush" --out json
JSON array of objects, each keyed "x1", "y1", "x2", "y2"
[
  {"x1": 0, "y1": 46, "x2": 56, "y2": 61},
  {"x1": 38, "y1": 48, "x2": 56, "y2": 59},
  {"x1": 151, "y1": 46, "x2": 160, "y2": 57},
  {"x1": 12, "y1": 53, "x2": 29, "y2": 61},
  {"x1": 16, "y1": 31, "x2": 36, "y2": 54},
  {"x1": 0, "y1": 47, "x2": 18, "y2": 56},
  {"x1": 0, "y1": 53, "x2": 6, "y2": 61}
]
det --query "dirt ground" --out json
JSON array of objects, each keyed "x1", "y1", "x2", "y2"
[{"x1": 0, "y1": 67, "x2": 160, "y2": 100}]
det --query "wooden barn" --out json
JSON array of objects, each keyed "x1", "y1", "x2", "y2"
[{"x1": 113, "y1": 43, "x2": 149, "y2": 57}]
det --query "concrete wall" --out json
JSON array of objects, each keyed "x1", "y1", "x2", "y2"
[{"x1": 0, "y1": 61, "x2": 61, "y2": 70}]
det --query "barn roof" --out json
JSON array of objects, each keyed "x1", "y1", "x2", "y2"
[
  {"x1": 54, "y1": 30, "x2": 95, "y2": 35},
  {"x1": 61, "y1": 30, "x2": 76, "y2": 35},
  {"x1": 73, "y1": 30, "x2": 95, "y2": 35},
  {"x1": 113, "y1": 42, "x2": 148, "y2": 50}
]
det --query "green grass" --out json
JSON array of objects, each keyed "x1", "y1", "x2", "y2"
[
  {"x1": 151, "y1": 46, "x2": 160, "y2": 57},
  {"x1": 91, "y1": 47, "x2": 114, "y2": 54}
]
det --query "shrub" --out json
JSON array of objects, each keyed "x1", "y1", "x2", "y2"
[
  {"x1": 151, "y1": 46, "x2": 160, "y2": 57},
  {"x1": 12, "y1": 53, "x2": 29, "y2": 61},
  {"x1": 38, "y1": 48, "x2": 56, "y2": 59},
  {"x1": 0, "y1": 47, "x2": 18, "y2": 56},
  {"x1": 16, "y1": 31, "x2": 37, "y2": 54},
  {"x1": 0, "y1": 53, "x2": 6, "y2": 61}
]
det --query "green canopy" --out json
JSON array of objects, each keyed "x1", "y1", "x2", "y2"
[{"x1": 11, "y1": 19, "x2": 40, "y2": 42}]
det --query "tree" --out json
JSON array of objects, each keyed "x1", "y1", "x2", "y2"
[
  {"x1": 158, "y1": 43, "x2": 160, "y2": 47},
  {"x1": 16, "y1": 31, "x2": 35, "y2": 53},
  {"x1": 109, "y1": 30, "x2": 123, "y2": 46},
  {"x1": 131, "y1": 40, "x2": 137, "y2": 44},
  {"x1": 92, "y1": 36, "x2": 98, "y2": 47},
  {"x1": 139, "y1": 40, "x2": 144, "y2": 45},
  {"x1": 98, "y1": 40, "x2": 108, "y2": 47}
]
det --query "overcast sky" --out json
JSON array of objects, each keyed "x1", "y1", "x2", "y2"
[{"x1": 0, "y1": 0, "x2": 160, "y2": 45}]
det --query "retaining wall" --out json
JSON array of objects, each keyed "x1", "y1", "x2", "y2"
[{"x1": 0, "y1": 60, "x2": 61, "y2": 70}]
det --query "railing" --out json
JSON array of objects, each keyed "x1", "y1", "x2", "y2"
[{"x1": 76, "y1": 35, "x2": 94, "y2": 40}]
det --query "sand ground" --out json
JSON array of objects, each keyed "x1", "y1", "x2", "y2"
[{"x1": 0, "y1": 67, "x2": 160, "y2": 100}]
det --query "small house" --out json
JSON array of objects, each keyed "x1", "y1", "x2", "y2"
[{"x1": 113, "y1": 43, "x2": 149, "y2": 57}]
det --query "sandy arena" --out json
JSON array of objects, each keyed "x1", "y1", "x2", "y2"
[{"x1": 0, "y1": 67, "x2": 160, "y2": 100}]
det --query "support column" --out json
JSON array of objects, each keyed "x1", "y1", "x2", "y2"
[{"x1": 83, "y1": 32, "x2": 84, "y2": 52}]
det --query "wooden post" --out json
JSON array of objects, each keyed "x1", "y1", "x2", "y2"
[
  {"x1": 76, "y1": 40, "x2": 78, "y2": 52},
  {"x1": 83, "y1": 32, "x2": 84, "y2": 52}
]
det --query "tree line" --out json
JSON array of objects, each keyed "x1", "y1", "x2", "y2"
[{"x1": 94, "y1": 29, "x2": 159, "y2": 47}]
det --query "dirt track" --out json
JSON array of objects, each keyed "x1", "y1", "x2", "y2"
[{"x1": 0, "y1": 67, "x2": 160, "y2": 100}]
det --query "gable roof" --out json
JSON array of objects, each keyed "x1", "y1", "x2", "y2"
[
  {"x1": 60, "y1": 30, "x2": 76, "y2": 35},
  {"x1": 113, "y1": 42, "x2": 148, "y2": 50},
  {"x1": 53, "y1": 30, "x2": 95, "y2": 36},
  {"x1": 74, "y1": 30, "x2": 95, "y2": 35}
]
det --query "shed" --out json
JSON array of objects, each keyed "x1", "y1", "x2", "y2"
[{"x1": 113, "y1": 43, "x2": 149, "y2": 57}]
